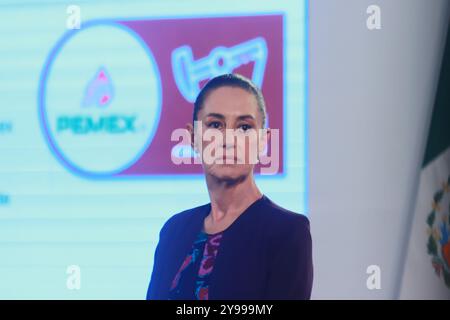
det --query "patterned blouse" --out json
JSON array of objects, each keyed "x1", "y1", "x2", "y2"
[{"x1": 168, "y1": 230, "x2": 224, "y2": 300}]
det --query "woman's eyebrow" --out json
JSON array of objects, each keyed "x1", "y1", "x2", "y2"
[
  {"x1": 205, "y1": 113, "x2": 256, "y2": 121},
  {"x1": 236, "y1": 114, "x2": 256, "y2": 121},
  {"x1": 205, "y1": 113, "x2": 225, "y2": 120}
]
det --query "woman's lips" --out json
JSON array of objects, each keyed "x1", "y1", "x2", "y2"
[
  {"x1": 215, "y1": 155, "x2": 239, "y2": 162},
  {"x1": 224, "y1": 157, "x2": 241, "y2": 164}
]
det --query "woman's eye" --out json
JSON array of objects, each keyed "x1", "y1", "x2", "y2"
[
  {"x1": 207, "y1": 121, "x2": 222, "y2": 129},
  {"x1": 239, "y1": 124, "x2": 253, "y2": 132}
]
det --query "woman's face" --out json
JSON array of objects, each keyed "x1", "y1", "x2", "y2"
[{"x1": 192, "y1": 86, "x2": 267, "y2": 182}]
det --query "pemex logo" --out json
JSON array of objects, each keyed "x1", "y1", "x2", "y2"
[
  {"x1": 426, "y1": 175, "x2": 450, "y2": 288},
  {"x1": 82, "y1": 67, "x2": 114, "y2": 108},
  {"x1": 38, "y1": 21, "x2": 162, "y2": 177}
]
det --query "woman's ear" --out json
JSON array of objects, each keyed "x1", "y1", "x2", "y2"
[
  {"x1": 186, "y1": 122, "x2": 201, "y2": 154},
  {"x1": 186, "y1": 123, "x2": 195, "y2": 152},
  {"x1": 258, "y1": 127, "x2": 271, "y2": 160}
]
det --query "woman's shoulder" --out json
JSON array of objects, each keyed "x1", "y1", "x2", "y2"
[
  {"x1": 159, "y1": 203, "x2": 209, "y2": 237},
  {"x1": 260, "y1": 196, "x2": 311, "y2": 240},
  {"x1": 262, "y1": 196, "x2": 310, "y2": 227}
]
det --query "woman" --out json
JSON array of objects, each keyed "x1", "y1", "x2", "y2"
[{"x1": 146, "y1": 74, "x2": 313, "y2": 300}]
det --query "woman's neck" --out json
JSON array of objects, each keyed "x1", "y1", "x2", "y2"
[{"x1": 204, "y1": 173, "x2": 263, "y2": 225}]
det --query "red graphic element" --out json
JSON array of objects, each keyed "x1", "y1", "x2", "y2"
[
  {"x1": 443, "y1": 241, "x2": 450, "y2": 267},
  {"x1": 197, "y1": 286, "x2": 208, "y2": 300},
  {"x1": 118, "y1": 15, "x2": 284, "y2": 175},
  {"x1": 170, "y1": 254, "x2": 193, "y2": 290}
]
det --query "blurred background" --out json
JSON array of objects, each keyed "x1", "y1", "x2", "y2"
[{"x1": 0, "y1": 0, "x2": 449, "y2": 299}]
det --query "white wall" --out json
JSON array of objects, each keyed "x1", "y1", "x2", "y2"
[{"x1": 309, "y1": 0, "x2": 450, "y2": 299}]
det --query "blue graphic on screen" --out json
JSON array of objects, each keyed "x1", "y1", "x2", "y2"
[
  {"x1": 39, "y1": 21, "x2": 162, "y2": 177},
  {"x1": 0, "y1": 0, "x2": 307, "y2": 299}
]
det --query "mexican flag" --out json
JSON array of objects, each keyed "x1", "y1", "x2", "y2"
[{"x1": 399, "y1": 24, "x2": 450, "y2": 299}]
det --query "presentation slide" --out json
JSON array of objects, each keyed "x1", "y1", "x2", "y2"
[{"x1": 0, "y1": 0, "x2": 307, "y2": 298}]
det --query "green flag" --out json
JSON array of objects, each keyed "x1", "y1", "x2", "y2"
[{"x1": 399, "y1": 23, "x2": 450, "y2": 299}]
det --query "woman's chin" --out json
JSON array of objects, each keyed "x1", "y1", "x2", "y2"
[{"x1": 207, "y1": 165, "x2": 250, "y2": 182}]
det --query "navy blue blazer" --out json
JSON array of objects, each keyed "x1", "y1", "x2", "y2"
[{"x1": 146, "y1": 194, "x2": 313, "y2": 300}]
